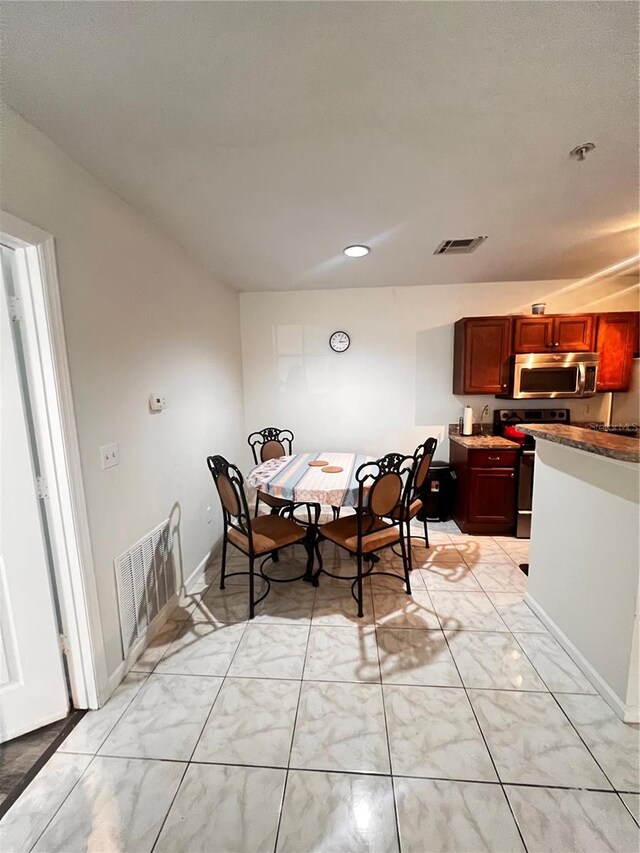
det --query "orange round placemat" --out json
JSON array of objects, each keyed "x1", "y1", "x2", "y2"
[
  {"x1": 321, "y1": 465, "x2": 343, "y2": 473},
  {"x1": 308, "y1": 460, "x2": 329, "y2": 467}
]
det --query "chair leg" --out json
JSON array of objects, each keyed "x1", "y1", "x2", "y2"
[
  {"x1": 312, "y1": 540, "x2": 322, "y2": 586},
  {"x1": 220, "y1": 535, "x2": 228, "y2": 590},
  {"x1": 356, "y1": 553, "x2": 364, "y2": 618},
  {"x1": 400, "y1": 528, "x2": 412, "y2": 595},
  {"x1": 423, "y1": 517, "x2": 430, "y2": 548},
  {"x1": 249, "y1": 557, "x2": 255, "y2": 619},
  {"x1": 269, "y1": 507, "x2": 280, "y2": 562},
  {"x1": 332, "y1": 505, "x2": 340, "y2": 521}
]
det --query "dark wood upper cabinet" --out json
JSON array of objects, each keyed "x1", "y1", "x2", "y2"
[
  {"x1": 453, "y1": 317, "x2": 512, "y2": 395},
  {"x1": 512, "y1": 317, "x2": 554, "y2": 353},
  {"x1": 453, "y1": 311, "x2": 638, "y2": 395},
  {"x1": 596, "y1": 312, "x2": 639, "y2": 391},
  {"x1": 553, "y1": 315, "x2": 595, "y2": 351},
  {"x1": 513, "y1": 314, "x2": 594, "y2": 353}
]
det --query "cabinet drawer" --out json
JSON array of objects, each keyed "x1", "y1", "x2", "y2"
[{"x1": 467, "y1": 450, "x2": 518, "y2": 468}]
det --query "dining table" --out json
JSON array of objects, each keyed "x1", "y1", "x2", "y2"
[{"x1": 246, "y1": 451, "x2": 372, "y2": 582}]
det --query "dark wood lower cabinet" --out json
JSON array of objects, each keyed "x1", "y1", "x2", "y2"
[
  {"x1": 450, "y1": 441, "x2": 517, "y2": 535},
  {"x1": 468, "y1": 468, "x2": 516, "y2": 526}
]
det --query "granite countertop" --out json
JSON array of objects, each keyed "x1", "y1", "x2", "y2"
[
  {"x1": 448, "y1": 425, "x2": 520, "y2": 450},
  {"x1": 518, "y1": 424, "x2": 640, "y2": 464}
]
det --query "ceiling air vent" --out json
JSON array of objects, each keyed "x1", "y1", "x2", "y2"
[{"x1": 434, "y1": 236, "x2": 488, "y2": 255}]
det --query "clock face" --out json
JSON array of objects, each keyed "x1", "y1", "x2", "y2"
[{"x1": 330, "y1": 330, "x2": 350, "y2": 353}]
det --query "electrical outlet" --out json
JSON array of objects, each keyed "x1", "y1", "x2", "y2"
[
  {"x1": 100, "y1": 443, "x2": 119, "y2": 470},
  {"x1": 206, "y1": 504, "x2": 213, "y2": 524}
]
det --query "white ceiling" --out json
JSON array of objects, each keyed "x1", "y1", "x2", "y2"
[{"x1": 1, "y1": 1, "x2": 638, "y2": 292}]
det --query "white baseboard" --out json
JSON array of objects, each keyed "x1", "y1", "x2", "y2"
[
  {"x1": 182, "y1": 537, "x2": 223, "y2": 592},
  {"x1": 100, "y1": 591, "x2": 180, "y2": 702},
  {"x1": 525, "y1": 593, "x2": 638, "y2": 723},
  {"x1": 100, "y1": 539, "x2": 223, "y2": 705}
]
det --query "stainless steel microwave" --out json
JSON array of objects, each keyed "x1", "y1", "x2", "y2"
[{"x1": 503, "y1": 352, "x2": 599, "y2": 399}]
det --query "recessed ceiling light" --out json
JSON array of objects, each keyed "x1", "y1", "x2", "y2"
[{"x1": 343, "y1": 245, "x2": 370, "y2": 258}]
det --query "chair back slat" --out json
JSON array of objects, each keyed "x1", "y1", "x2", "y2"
[
  {"x1": 355, "y1": 453, "x2": 414, "y2": 542},
  {"x1": 261, "y1": 439, "x2": 286, "y2": 461},
  {"x1": 207, "y1": 455, "x2": 254, "y2": 548},
  {"x1": 369, "y1": 472, "x2": 403, "y2": 517},
  {"x1": 217, "y1": 473, "x2": 240, "y2": 517},
  {"x1": 413, "y1": 437, "x2": 438, "y2": 495},
  {"x1": 247, "y1": 427, "x2": 294, "y2": 465}
]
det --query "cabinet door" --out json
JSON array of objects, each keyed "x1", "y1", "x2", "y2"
[
  {"x1": 453, "y1": 317, "x2": 512, "y2": 394},
  {"x1": 596, "y1": 312, "x2": 639, "y2": 391},
  {"x1": 468, "y1": 468, "x2": 516, "y2": 524},
  {"x1": 513, "y1": 317, "x2": 554, "y2": 353},
  {"x1": 553, "y1": 315, "x2": 594, "y2": 352}
]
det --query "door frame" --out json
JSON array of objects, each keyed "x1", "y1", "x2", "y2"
[{"x1": 1, "y1": 210, "x2": 105, "y2": 709}]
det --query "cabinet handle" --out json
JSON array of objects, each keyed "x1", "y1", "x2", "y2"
[
  {"x1": 511, "y1": 473, "x2": 515, "y2": 478},
  {"x1": 488, "y1": 456, "x2": 500, "y2": 461}
]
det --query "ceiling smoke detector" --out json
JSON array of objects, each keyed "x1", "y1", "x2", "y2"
[
  {"x1": 570, "y1": 142, "x2": 596, "y2": 162},
  {"x1": 434, "y1": 236, "x2": 488, "y2": 255}
]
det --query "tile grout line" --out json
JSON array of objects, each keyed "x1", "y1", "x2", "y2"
[
  {"x1": 183, "y1": 613, "x2": 253, "y2": 762},
  {"x1": 271, "y1": 621, "x2": 313, "y2": 853},
  {"x1": 508, "y1": 633, "x2": 622, "y2": 794},
  {"x1": 439, "y1": 627, "x2": 530, "y2": 853},
  {"x1": 149, "y1": 762, "x2": 190, "y2": 853},
  {"x1": 26, "y1": 752, "x2": 99, "y2": 852},
  {"x1": 617, "y1": 793, "x2": 640, "y2": 828},
  {"x1": 119, "y1": 666, "x2": 623, "y2": 697},
  {"x1": 149, "y1": 603, "x2": 253, "y2": 852},
  {"x1": 375, "y1": 626, "x2": 404, "y2": 853}
]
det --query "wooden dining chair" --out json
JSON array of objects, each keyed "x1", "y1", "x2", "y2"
[
  {"x1": 207, "y1": 455, "x2": 308, "y2": 618},
  {"x1": 247, "y1": 427, "x2": 295, "y2": 517},
  {"x1": 247, "y1": 427, "x2": 320, "y2": 528},
  {"x1": 314, "y1": 454, "x2": 415, "y2": 617},
  {"x1": 408, "y1": 437, "x2": 438, "y2": 547}
]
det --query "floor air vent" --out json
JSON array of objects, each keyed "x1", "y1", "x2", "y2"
[
  {"x1": 434, "y1": 236, "x2": 487, "y2": 255},
  {"x1": 114, "y1": 519, "x2": 176, "y2": 656}
]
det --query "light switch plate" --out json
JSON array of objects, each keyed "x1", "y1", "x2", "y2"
[{"x1": 100, "y1": 443, "x2": 119, "y2": 470}]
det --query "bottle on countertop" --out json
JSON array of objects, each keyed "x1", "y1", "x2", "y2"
[{"x1": 462, "y1": 405, "x2": 474, "y2": 436}]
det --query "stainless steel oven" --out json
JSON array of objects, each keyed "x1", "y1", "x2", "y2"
[
  {"x1": 493, "y1": 408, "x2": 571, "y2": 539},
  {"x1": 506, "y1": 352, "x2": 599, "y2": 399}
]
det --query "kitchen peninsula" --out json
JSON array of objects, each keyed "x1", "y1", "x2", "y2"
[{"x1": 520, "y1": 424, "x2": 640, "y2": 722}]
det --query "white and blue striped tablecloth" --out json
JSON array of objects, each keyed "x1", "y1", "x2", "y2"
[{"x1": 247, "y1": 452, "x2": 371, "y2": 508}]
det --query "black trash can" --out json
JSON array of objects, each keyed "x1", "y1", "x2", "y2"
[{"x1": 417, "y1": 463, "x2": 454, "y2": 522}]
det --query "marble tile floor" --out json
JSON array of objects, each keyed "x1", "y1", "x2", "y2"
[{"x1": 1, "y1": 523, "x2": 638, "y2": 852}]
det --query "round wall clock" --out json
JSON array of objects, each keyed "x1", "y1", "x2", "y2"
[{"x1": 329, "y1": 330, "x2": 350, "y2": 353}]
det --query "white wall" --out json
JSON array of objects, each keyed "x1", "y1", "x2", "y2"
[
  {"x1": 527, "y1": 441, "x2": 640, "y2": 720},
  {"x1": 240, "y1": 280, "x2": 639, "y2": 459},
  {"x1": 1, "y1": 105, "x2": 245, "y2": 682}
]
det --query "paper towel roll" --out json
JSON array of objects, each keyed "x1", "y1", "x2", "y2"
[{"x1": 462, "y1": 406, "x2": 474, "y2": 436}]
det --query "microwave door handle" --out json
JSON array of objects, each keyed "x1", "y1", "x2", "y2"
[{"x1": 577, "y1": 362, "x2": 586, "y2": 396}]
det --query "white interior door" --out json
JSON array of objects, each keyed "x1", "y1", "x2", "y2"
[{"x1": 0, "y1": 247, "x2": 69, "y2": 742}]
